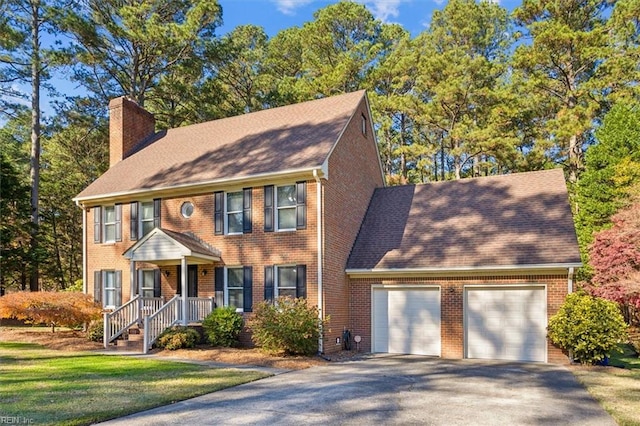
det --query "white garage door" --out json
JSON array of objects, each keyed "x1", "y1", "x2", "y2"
[
  {"x1": 373, "y1": 287, "x2": 440, "y2": 356},
  {"x1": 465, "y1": 286, "x2": 547, "y2": 362}
]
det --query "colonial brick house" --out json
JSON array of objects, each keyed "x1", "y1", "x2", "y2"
[{"x1": 74, "y1": 90, "x2": 581, "y2": 362}]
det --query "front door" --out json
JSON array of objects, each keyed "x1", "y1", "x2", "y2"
[{"x1": 177, "y1": 265, "x2": 198, "y2": 297}]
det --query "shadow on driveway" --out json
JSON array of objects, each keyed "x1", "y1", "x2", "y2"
[{"x1": 99, "y1": 355, "x2": 615, "y2": 425}]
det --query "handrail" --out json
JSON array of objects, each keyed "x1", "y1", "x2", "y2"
[
  {"x1": 103, "y1": 295, "x2": 141, "y2": 349},
  {"x1": 143, "y1": 295, "x2": 181, "y2": 354}
]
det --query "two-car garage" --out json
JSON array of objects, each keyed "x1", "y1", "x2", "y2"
[{"x1": 371, "y1": 285, "x2": 548, "y2": 362}]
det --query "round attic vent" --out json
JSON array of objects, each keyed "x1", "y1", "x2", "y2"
[{"x1": 181, "y1": 201, "x2": 194, "y2": 218}]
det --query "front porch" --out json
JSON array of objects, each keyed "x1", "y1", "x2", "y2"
[
  {"x1": 103, "y1": 295, "x2": 215, "y2": 353},
  {"x1": 105, "y1": 228, "x2": 222, "y2": 353}
]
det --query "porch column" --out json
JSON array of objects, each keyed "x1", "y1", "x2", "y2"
[
  {"x1": 130, "y1": 260, "x2": 136, "y2": 299},
  {"x1": 181, "y1": 257, "x2": 188, "y2": 325}
]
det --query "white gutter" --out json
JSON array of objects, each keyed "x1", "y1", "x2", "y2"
[
  {"x1": 568, "y1": 267, "x2": 575, "y2": 293},
  {"x1": 81, "y1": 202, "x2": 87, "y2": 294},
  {"x1": 346, "y1": 263, "x2": 583, "y2": 277},
  {"x1": 313, "y1": 169, "x2": 324, "y2": 354}
]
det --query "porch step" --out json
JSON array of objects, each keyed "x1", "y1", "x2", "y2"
[{"x1": 115, "y1": 339, "x2": 144, "y2": 352}]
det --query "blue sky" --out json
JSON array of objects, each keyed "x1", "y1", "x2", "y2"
[{"x1": 218, "y1": 0, "x2": 521, "y2": 37}]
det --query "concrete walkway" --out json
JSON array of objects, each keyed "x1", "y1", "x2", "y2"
[{"x1": 99, "y1": 355, "x2": 615, "y2": 426}]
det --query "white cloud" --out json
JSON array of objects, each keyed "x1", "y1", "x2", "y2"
[
  {"x1": 272, "y1": 0, "x2": 315, "y2": 15},
  {"x1": 359, "y1": 0, "x2": 404, "y2": 22}
]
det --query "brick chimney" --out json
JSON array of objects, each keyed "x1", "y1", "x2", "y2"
[{"x1": 108, "y1": 97, "x2": 155, "y2": 167}]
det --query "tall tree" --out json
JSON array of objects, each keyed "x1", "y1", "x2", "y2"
[
  {"x1": 61, "y1": 0, "x2": 222, "y2": 110},
  {"x1": 512, "y1": 0, "x2": 612, "y2": 183},
  {"x1": 574, "y1": 102, "x2": 640, "y2": 276},
  {"x1": 0, "y1": 0, "x2": 64, "y2": 290},
  {"x1": 414, "y1": 0, "x2": 513, "y2": 180}
]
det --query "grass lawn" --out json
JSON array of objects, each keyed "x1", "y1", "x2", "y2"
[
  {"x1": 571, "y1": 344, "x2": 640, "y2": 426},
  {"x1": 0, "y1": 342, "x2": 269, "y2": 425}
]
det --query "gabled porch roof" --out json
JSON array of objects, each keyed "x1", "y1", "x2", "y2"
[{"x1": 123, "y1": 228, "x2": 221, "y2": 265}]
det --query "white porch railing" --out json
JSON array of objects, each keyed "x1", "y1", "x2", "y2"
[
  {"x1": 103, "y1": 295, "x2": 140, "y2": 348},
  {"x1": 143, "y1": 295, "x2": 181, "y2": 354},
  {"x1": 182, "y1": 297, "x2": 216, "y2": 323}
]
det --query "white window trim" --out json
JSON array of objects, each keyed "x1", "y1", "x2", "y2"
[
  {"x1": 103, "y1": 206, "x2": 116, "y2": 243},
  {"x1": 224, "y1": 266, "x2": 244, "y2": 312},
  {"x1": 103, "y1": 270, "x2": 117, "y2": 309},
  {"x1": 275, "y1": 264, "x2": 297, "y2": 297},
  {"x1": 275, "y1": 184, "x2": 296, "y2": 232},
  {"x1": 224, "y1": 191, "x2": 243, "y2": 235}
]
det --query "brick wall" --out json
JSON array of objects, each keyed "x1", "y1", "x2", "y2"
[
  {"x1": 349, "y1": 274, "x2": 570, "y2": 364},
  {"x1": 321, "y1": 98, "x2": 384, "y2": 353}
]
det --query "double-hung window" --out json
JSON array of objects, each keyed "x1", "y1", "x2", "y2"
[
  {"x1": 264, "y1": 264, "x2": 306, "y2": 301},
  {"x1": 214, "y1": 188, "x2": 252, "y2": 235},
  {"x1": 263, "y1": 182, "x2": 306, "y2": 232},
  {"x1": 139, "y1": 202, "x2": 154, "y2": 237},
  {"x1": 226, "y1": 192, "x2": 243, "y2": 234},
  {"x1": 103, "y1": 206, "x2": 117, "y2": 243},
  {"x1": 214, "y1": 266, "x2": 253, "y2": 312},
  {"x1": 139, "y1": 269, "x2": 156, "y2": 298},
  {"x1": 276, "y1": 185, "x2": 297, "y2": 231}
]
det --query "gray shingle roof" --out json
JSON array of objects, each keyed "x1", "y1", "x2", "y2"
[
  {"x1": 76, "y1": 90, "x2": 367, "y2": 201},
  {"x1": 347, "y1": 169, "x2": 581, "y2": 270}
]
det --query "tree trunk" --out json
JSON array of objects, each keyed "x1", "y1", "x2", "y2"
[{"x1": 29, "y1": 0, "x2": 41, "y2": 292}]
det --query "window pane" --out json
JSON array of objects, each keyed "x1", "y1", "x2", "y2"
[
  {"x1": 227, "y1": 268, "x2": 243, "y2": 288},
  {"x1": 142, "y1": 289, "x2": 155, "y2": 298},
  {"x1": 227, "y1": 192, "x2": 243, "y2": 212},
  {"x1": 141, "y1": 202, "x2": 154, "y2": 220},
  {"x1": 104, "y1": 206, "x2": 115, "y2": 223},
  {"x1": 278, "y1": 266, "x2": 296, "y2": 288},
  {"x1": 277, "y1": 185, "x2": 296, "y2": 207},
  {"x1": 228, "y1": 212, "x2": 243, "y2": 234},
  {"x1": 141, "y1": 220, "x2": 154, "y2": 236},
  {"x1": 277, "y1": 208, "x2": 296, "y2": 230},
  {"x1": 228, "y1": 289, "x2": 244, "y2": 309},
  {"x1": 105, "y1": 290, "x2": 115, "y2": 306},
  {"x1": 104, "y1": 224, "x2": 116, "y2": 242}
]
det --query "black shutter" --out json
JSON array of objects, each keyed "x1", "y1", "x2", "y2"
[
  {"x1": 153, "y1": 198, "x2": 161, "y2": 228},
  {"x1": 243, "y1": 188, "x2": 252, "y2": 234},
  {"x1": 296, "y1": 265, "x2": 307, "y2": 299},
  {"x1": 296, "y1": 181, "x2": 306, "y2": 230},
  {"x1": 264, "y1": 185, "x2": 274, "y2": 232},
  {"x1": 154, "y1": 269, "x2": 161, "y2": 297},
  {"x1": 130, "y1": 202, "x2": 139, "y2": 241},
  {"x1": 264, "y1": 266, "x2": 274, "y2": 302},
  {"x1": 94, "y1": 270, "x2": 102, "y2": 304},
  {"x1": 93, "y1": 206, "x2": 101, "y2": 243},
  {"x1": 115, "y1": 270, "x2": 122, "y2": 306},
  {"x1": 115, "y1": 204, "x2": 122, "y2": 242},
  {"x1": 243, "y1": 266, "x2": 253, "y2": 312},
  {"x1": 214, "y1": 191, "x2": 223, "y2": 235},
  {"x1": 214, "y1": 267, "x2": 224, "y2": 307},
  {"x1": 176, "y1": 265, "x2": 182, "y2": 295}
]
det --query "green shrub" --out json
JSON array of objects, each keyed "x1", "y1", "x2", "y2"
[
  {"x1": 202, "y1": 307, "x2": 244, "y2": 347},
  {"x1": 87, "y1": 319, "x2": 104, "y2": 342},
  {"x1": 548, "y1": 291, "x2": 628, "y2": 364},
  {"x1": 248, "y1": 296, "x2": 326, "y2": 356},
  {"x1": 155, "y1": 326, "x2": 201, "y2": 350}
]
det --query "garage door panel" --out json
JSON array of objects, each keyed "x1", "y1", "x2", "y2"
[
  {"x1": 373, "y1": 288, "x2": 440, "y2": 356},
  {"x1": 466, "y1": 287, "x2": 546, "y2": 362}
]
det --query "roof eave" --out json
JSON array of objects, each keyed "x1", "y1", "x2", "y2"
[
  {"x1": 345, "y1": 263, "x2": 583, "y2": 278},
  {"x1": 74, "y1": 167, "x2": 324, "y2": 207}
]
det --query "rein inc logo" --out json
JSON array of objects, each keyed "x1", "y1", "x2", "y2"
[{"x1": 0, "y1": 417, "x2": 34, "y2": 424}]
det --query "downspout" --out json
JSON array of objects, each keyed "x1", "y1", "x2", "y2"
[
  {"x1": 76, "y1": 200, "x2": 88, "y2": 294},
  {"x1": 313, "y1": 169, "x2": 324, "y2": 354},
  {"x1": 568, "y1": 267, "x2": 575, "y2": 294}
]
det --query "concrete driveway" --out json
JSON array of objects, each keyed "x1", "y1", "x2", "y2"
[{"x1": 100, "y1": 355, "x2": 615, "y2": 425}]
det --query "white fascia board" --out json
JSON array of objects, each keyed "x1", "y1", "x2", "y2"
[
  {"x1": 346, "y1": 263, "x2": 583, "y2": 278},
  {"x1": 74, "y1": 167, "x2": 320, "y2": 207}
]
